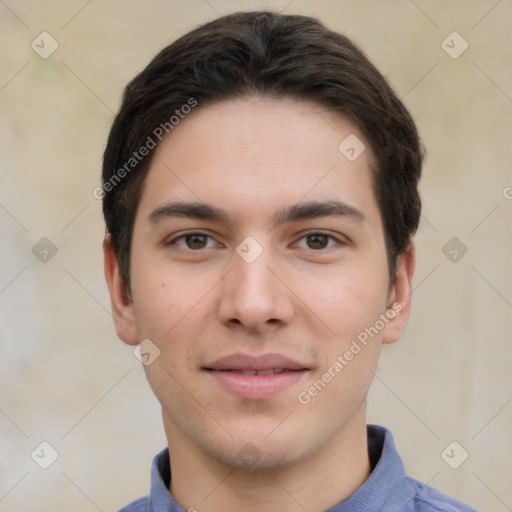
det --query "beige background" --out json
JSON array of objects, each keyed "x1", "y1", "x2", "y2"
[{"x1": 1, "y1": 0, "x2": 511, "y2": 510}]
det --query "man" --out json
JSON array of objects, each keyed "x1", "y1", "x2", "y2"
[{"x1": 102, "y1": 11, "x2": 477, "y2": 512}]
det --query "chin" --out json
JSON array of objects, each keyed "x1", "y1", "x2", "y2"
[
  {"x1": 195, "y1": 423, "x2": 315, "y2": 474},
  {"x1": 208, "y1": 441, "x2": 305, "y2": 474}
]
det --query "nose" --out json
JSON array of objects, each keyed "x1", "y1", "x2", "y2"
[{"x1": 217, "y1": 245, "x2": 295, "y2": 333}]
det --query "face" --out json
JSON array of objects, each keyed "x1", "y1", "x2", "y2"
[{"x1": 105, "y1": 97, "x2": 413, "y2": 472}]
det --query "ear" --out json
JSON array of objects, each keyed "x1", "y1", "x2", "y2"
[
  {"x1": 103, "y1": 234, "x2": 139, "y2": 345},
  {"x1": 381, "y1": 244, "x2": 415, "y2": 344}
]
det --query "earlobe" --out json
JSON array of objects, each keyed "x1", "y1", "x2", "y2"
[
  {"x1": 103, "y1": 235, "x2": 139, "y2": 345},
  {"x1": 382, "y1": 244, "x2": 415, "y2": 344}
]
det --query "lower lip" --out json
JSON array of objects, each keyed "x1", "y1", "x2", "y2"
[{"x1": 206, "y1": 370, "x2": 308, "y2": 399}]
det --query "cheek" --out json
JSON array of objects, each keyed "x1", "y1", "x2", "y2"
[
  {"x1": 131, "y1": 257, "x2": 204, "y2": 333},
  {"x1": 133, "y1": 274, "x2": 209, "y2": 398},
  {"x1": 301, "y1": 264, "x2": 388, "y2": 336},
  {"x1": 301, "y1": 263, "x2": 388, "y2": 392},
  {"x1": 131, "y1": 264, "x2": 222, "y2": 376}
]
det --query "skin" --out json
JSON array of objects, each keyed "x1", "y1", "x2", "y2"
[{"x1": 104, "y1": 97, "x2": 415, "y2": 512}]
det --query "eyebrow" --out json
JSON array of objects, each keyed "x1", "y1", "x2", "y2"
[
  {"x1": 147, "y1": 202, "x2": 229, "y2": 224},
  {"x1": 273, "y1": 200, "x2": 365, "y2": 224},
  {"x1": 147, "y1": 200, "x2": 364, "y2": 225}
]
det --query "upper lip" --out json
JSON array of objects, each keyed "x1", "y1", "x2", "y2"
[{"x1": 204, "y1": 353, "x2": 309, "y2": 371}]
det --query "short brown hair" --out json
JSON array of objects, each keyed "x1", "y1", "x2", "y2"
[{"x1": 102, "y1": 11, "x2": 423, "y2": 291}]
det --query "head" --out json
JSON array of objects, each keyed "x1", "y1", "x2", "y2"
[
  {"x1": 103, "y1": 11, "x2": 422, "y2": 293},
  {"x1": 103, "y1": 11, "x2": 422, "y2": 472}
]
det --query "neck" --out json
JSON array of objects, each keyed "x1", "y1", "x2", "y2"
[{"x1": 164, "y1": 409, "x2": 371, "y2": 512}]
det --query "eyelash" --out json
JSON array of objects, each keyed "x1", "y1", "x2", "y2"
[
  {"x1": 292, "y1": 233, "x2": 342, "y2": 251},
  {"x1": 167, "y1": 231, "x2": 344, "y2": 251},
  {"x1": 167, "y1": 232, "x2": 220, "y2": 250}
]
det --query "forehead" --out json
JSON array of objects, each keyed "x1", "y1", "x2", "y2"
[{"x1": 136, "y1": 97, "x2": 379, "y2": 227}]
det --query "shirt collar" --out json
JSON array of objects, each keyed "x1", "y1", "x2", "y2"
[
  {"x1": 326, "y1": 425, "x2": 417, "y2": 511},
  {"x1": 146, "y1": 425, "x2": 412, "y2": 512}
]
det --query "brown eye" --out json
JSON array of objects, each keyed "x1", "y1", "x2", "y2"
[
  {"x1": 185, "y1": 234, "x2": 208, "y2": 249},
  {"x1": 306, "y1": 234, "x2": 330, "y2": 249},
  {"x1": 293, "y1": 233, "x2": 341, "y2": 251},
  {"x1": 170, "y1": 233, "x2": 217, "y2": 250}
]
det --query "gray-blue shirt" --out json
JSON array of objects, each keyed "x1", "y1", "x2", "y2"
[{"x1": 119, "y1": 425, "x2": 477, "y2": 511}]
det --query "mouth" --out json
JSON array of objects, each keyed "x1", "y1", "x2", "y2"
[{"x1": 203, "y1": 353, "x2": 310, "y2": 399}]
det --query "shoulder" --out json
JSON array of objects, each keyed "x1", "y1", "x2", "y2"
[
  {"x1": 405, "y1": 477, "x2": 479, "y2": 512},
  {"x1": 117, "y1": 495, "x2": 150, "y2": 512}
]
